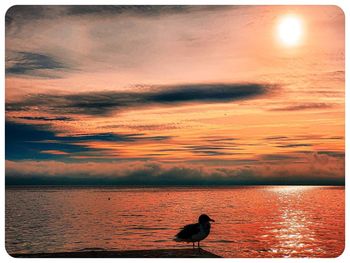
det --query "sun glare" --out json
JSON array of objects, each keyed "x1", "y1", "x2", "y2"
[{"x1": 277, "y1": 15, "x2": 303, "y2": 47}]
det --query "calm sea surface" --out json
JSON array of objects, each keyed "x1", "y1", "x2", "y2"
[{"x1": 5, "y1": 186, "x2": 344, "y2": 257}]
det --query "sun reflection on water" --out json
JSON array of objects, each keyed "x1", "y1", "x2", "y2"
[
  {"x1": 268, "y1": 186, "x2": 320, "y2": 257},
  {"x1": 268, "y1": 185, "x2": 319, "y2": 194}
]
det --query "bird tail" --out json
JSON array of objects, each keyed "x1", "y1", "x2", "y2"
[{"x1": 173, "y1": 236, "x2": 182, "y2": 242}]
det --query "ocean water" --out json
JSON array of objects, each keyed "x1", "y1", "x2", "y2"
[{"x1": 5, "y1": 186, "x2": 344, "y2": 258}]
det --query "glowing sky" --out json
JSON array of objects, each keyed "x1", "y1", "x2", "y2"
[{"x1": 5, "y1": 5, "x2": 344, "y2": 185}]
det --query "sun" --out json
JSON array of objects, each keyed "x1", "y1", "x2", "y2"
[{"x1": 277, "y1": 15, "x2": 303, "y2": 47}]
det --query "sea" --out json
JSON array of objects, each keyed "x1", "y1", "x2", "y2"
[{"x1": 5, "y1": 186, "x2": 344, "y2": 258}]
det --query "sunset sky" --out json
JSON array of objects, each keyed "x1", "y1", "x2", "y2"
[{"x1": 5, "y1": 5, "x2": 345, "y2": 185}]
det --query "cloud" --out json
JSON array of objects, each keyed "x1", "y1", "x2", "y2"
[
  {"x1": 5, "y1": 121, "x2": 93, "y2": 160},
  {"x1": 269, "y1": 103, "x2": 333, "y2": 111},
  {"x1": 102, "y1": 123, "x2": 191, "y2": 131},
  {"x1": 324, "y1": 136, "x2": 344, "y2": 140},
  {"x1": 5, "y1": 121, "x2": 172, "y2": 160},
  {"x1": 263, "y1": 135, "x2": 345, "y2": 145},
  {"x1": 5, "y1": 5, "x2": 249, "y2": 80},
  {"x1": 5, "y1": 160, "x2": 345, "y2": 186},
  {"x1": 6, "y1": 51, "x2": 68, "y2": 77},
  {"x1": 6, "y1": 5, "x2": 229, "y2": 25},
  {"x1": 184, "y1": 144, "x2": 242, "y2": 156},
  {"x1": 293, "y1": 150, "x2": 345, "y2": 158},
  {"x1": 66, "y1": 5, "x2": 225, "y2": 17},
  {"x1": 276, "y1": 143, "x2": 313, "y2": 148},
  {"x1": 260, "y1": 154, "x2": 301, "y2": 161},
  {"x1": 316, "y1": 151, "x2": 345, "y2": 158},
  {"x1": 16, "y1": 116, "x2": 73, "y2": 121},
  {"x1": 204, "y1": 137, "x2": 238, "y2": 143},
  {"x1": 62, "y1": 133, "x2": 172, "y2": 143},
  {"x1": 6, "y1": 83, "x2": 272, "y2": 116}
]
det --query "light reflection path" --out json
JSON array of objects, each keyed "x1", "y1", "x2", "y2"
[{"x1": 268, "y1": 186, "x2": 319, "y2": 257}]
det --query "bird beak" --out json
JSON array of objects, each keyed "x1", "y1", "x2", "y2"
[{"x1": 209, "y1": 218, "x2": 215, "y2": 222}]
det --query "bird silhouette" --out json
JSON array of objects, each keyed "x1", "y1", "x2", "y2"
[{"x1": 174, "y1": 214, "x2": 215, "y2": 249}]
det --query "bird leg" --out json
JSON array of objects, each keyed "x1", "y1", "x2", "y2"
[{"x1": 192, "y1": 242, "x2": 195, "y2": 249}]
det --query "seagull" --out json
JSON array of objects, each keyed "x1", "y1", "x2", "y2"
[{"x1": 174, "y1": 214, "x2": 215, "y2": 249}]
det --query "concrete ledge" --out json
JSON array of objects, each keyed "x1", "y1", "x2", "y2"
[{"x1": 11, "y1": 248, "x2": 221, "y2": 258}]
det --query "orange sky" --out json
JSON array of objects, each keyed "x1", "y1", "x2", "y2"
[{"x1": 5, "y1": 6, "x2": 344, "y2": 185}]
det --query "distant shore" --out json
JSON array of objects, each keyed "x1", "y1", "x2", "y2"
[{"x1": 11, "y1": 249, "x2": 221, "y2": 258}]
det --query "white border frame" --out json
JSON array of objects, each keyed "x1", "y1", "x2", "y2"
[{"x1": 1, "y1": 0, "x2": 348, "y2": 262}]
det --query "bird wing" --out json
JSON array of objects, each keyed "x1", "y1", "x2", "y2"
[{"x1": 175, "y1": 223, "x2": 200, "y2": 240}]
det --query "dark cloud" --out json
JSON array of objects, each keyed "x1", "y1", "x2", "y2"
[
  {"x1": 5, "y1": 162, "x2": 345, "y2": 186},
  {"x1": 269, "y1": 103, "x2": 333, "y2": 111},
  {"x1": 6, "y1": 51, "x2": 68, "y2": 77},
  {"x1": 66, "y1": 5, "x2": 223, "y2": 16},
  {"x1": 5, "y1": 121, "x2": 171, "y2": 160},
  {"x1": 6, "y1": 5, "x2": 230, "y2": 26},
  {"x1": 323, "y1": 136, "x2": 344, "y2": 140},
  {"x1": 185, "y1": 144, "x2": 241, "y2": 156},
  {"x1": 264, "y1": 135, "x2": 344, "y2": 144},
  {"x1": 260, "y1": 154, "x2": 301, "y2": 161},
  {"x1": 293, "y1": 150, "x2": 345, "y2": 159},
  {"x1": 276, "y1": 143, "x2": 313, "y2": 148},
  {"x1": 194, "y1": 151, "x2": 227, "y2": 156},
  {"x1": 148, "y1": 83, "x2": 267, "y2": 103},
  {"x1": 6, "y1": 83, "x2": 272, "y2": 116},
  {"x1": 316, "y1": 151, "x2": 345, "y2": 158},
  {"x1": 5, "y1": 121, "x2": 89, "y2": 160},
  {"x1": 16, "y1": 116, "x2": 73, "y2": 121},
  {"x1": 204, "y1": 137, "x2": 238, "y2": 143},
  {"x1": 62, "y1": 133, "x2": 172, "y2": 143},
  {"x1": 104, "y1": 123, "x2": 187, "y2": 131}
]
